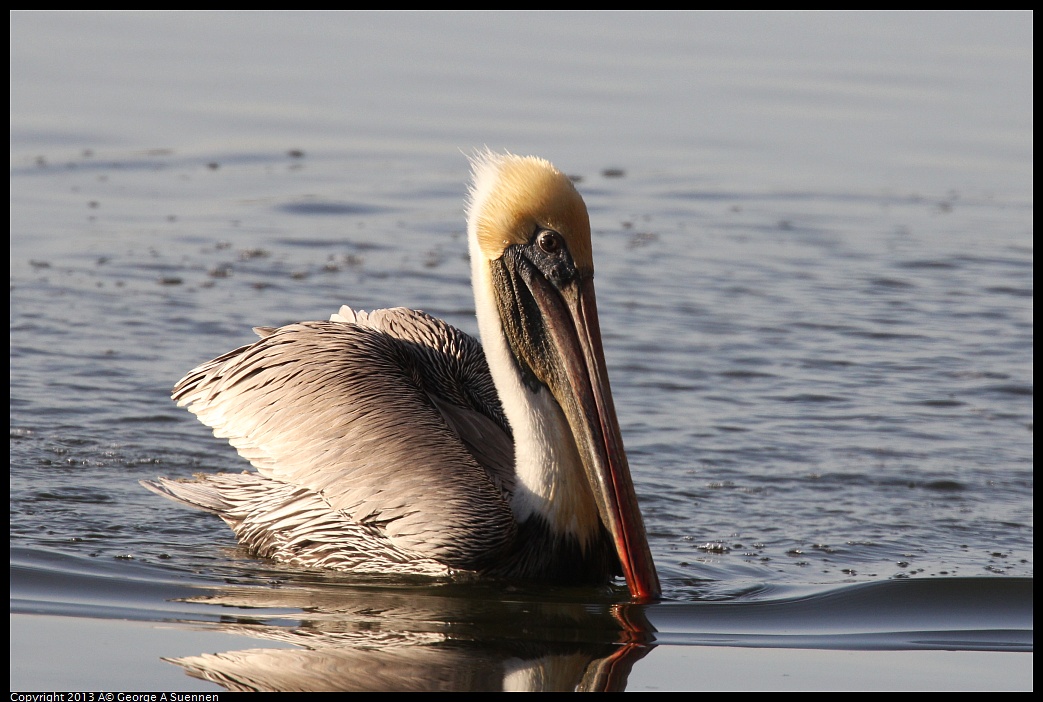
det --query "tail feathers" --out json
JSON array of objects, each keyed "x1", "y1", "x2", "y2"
[
  {"x1": 140, "y1": 476, "x2": 236, "y2": 513},
  {"x1": 142, "y1": 472, "x2": 450, "y2": 576}
]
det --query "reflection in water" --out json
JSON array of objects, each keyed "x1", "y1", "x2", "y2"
[
  {"x1": 163, "y1": 583, "x2": 654, "y2": 691},
  {"x1": 9, "y1": 545, "x2": 1032, "y2": 691},
  {"x1": 171, "y1": 641, "x2": 650, "y2": 692},
  {"x1": 154, "y1": 576, "x2": 1032, "y2": 690}
]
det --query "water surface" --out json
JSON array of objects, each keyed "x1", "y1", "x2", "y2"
[{"x1": 10, "y1": 11, "x2": 1032, "y2": 691}]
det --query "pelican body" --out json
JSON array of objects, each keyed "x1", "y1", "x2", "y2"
[{"x1": 145, "y1": 152, "x2": 660, "y2": 600}]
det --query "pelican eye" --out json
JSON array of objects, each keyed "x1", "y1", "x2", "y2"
[{"x1": 536, "y1": 229, "x2": 563, "y2": 254}]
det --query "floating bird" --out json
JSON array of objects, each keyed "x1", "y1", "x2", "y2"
[{"x1": 144, "y1": 152, "x2": 660, "y2": 600}]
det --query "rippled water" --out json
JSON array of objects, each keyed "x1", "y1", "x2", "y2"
[{"x1": 10, "y1": 11, "x2": 1032, "y2": 691}]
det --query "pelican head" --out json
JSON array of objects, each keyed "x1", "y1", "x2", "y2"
[{"x1": 467, "y1": 151, "x2": 660, "y2": 600}]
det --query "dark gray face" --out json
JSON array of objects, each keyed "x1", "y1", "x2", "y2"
[{"x1": 490, "y1": 227, "x2": 582, "y2": 395}]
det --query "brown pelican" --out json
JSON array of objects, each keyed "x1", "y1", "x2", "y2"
[{"x1": 144, "y1": 151, "x2": 661, "y2": 601}]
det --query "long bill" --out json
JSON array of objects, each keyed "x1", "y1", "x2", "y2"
[{"x1": 527, "y1": 272, "x2": 662, "y2": 601}]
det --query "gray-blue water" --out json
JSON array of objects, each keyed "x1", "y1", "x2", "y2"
[{"x1": 10, "y1": 11, "x2": 1032, "y2": 691}]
